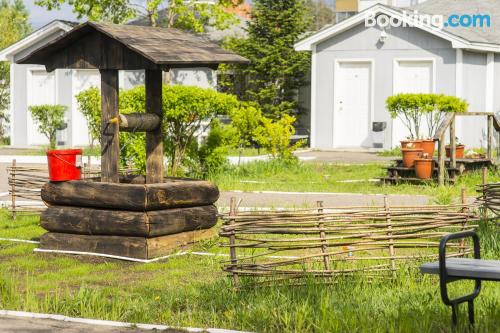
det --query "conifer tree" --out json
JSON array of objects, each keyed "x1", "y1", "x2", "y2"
[{"x1": 222, "y1": 0, "x2": 311, "y2": 118}]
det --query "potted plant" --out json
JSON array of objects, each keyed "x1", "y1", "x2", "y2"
[
  {"x1": 402, "y1": 146, "x2": 423, "y2": 168},
  {"x1": 387, "y1": 94, "x2": 468, "y2": 163},
  {"x1": 446, "y1": 142, "x2": 466, "y2": 159},
  {"x1": 415, "y1": 153, "x2": 434, "y2": 179}
]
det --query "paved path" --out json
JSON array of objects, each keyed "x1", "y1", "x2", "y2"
[
  {"x1": 217, "y1": 190, "x2": 430, "y2": 208},
  {"x1": 0, "y1": 316, "x2": 170, "y2": 333},
  {"x1": 0, "y1": 311, "x2": 247, "y2": 333},
  {"x1": 294, "y1": 150, "x2": 393, "y2": 164}
]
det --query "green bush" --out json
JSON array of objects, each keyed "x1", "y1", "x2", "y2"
[
  {"x1": 28, "y1": 104, "x2": 66, "y2": 149},
  {"x1": 386, "y1": 93, "x2": 468, "y2": 139},
  {"x1": 76, "y1": 85, "x2": 240, "y2": 175},
  {"x1": 75, "y1": 87, "x2": 101, "y2": 146},
  {"x1": 191, "y1": 119, "x2": 239, "y2": 177},
  {"x1": 254, "y1": 114, "x2": 304, "y2": 160},
  {"x1": 229, "y1": 101, "x2": 263, "y2": 148}
]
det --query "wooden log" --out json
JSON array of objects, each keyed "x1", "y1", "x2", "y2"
[
  {"x1": 145, "y1": 69, "x2": 164, "y2": 184},
  {"x1": 40, "y1": 205, "x2": 217, "y2": 237},
  {"x1": 39, "y1": 229, "x2": 217, "y2": 260},
  {"x1": 41, "y1": 179, "x2": 219, "y2": 210},
  {"x1": 100, "y1": 69, "x2": 120, "y2": 183},
  {"x1": 116, "y1": 113, "x2": 161, "y2": 132}
]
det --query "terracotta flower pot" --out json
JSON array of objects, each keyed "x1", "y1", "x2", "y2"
[
  {"x1": 401, "y1": 140, "x2": 422, "y2": 149},
  {"x1": 415, "y1": 158, "x2": 434, "y2": 180},
  {"x1": 402, "y1": 148, "x2": 423, "y2": 168},
  {"x1": 420, "y1": 139, "x2": 436, "y2": 157},
  {"x1": 445, "y1": 145, "x2": 465, "y2": 159}
]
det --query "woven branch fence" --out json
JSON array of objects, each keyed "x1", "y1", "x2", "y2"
[
  {"x1": 7, "y1": 159, "x2": 135, "y2": 218},
  {"x1": 477, "y1": 182, "x2": 500, "y2": 222},
  {"x1": 220, "y1": 197, "x2": 480, "y2": 284}
]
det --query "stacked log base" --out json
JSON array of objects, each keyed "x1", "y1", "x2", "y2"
[{"x1": 39, "y1": 177, "x2": 219, "y2": 259}]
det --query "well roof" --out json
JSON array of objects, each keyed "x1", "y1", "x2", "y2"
[{"x1": 17, "y1": 21, "x2": 249, "y2": 68}]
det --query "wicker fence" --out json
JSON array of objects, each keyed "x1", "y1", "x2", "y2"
[
  {"x1": 220, "y1": 198, "x2": 479, "y2": 284},
  {"x1": 477, "y1": 182, "x2": 500, "y2": 221}
]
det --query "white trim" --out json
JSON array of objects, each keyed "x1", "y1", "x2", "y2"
[
  {"x1": 294, "y1": 4, "x2": 500, "y2": 53},
  {"x1": 310, "y1": 45, "x2": 317, "y2": 148},
  {"x1": 392, "y1": 58, "x2": 436, "y2": 144},
  {"x1": 333, "y1": 58, "x2": 375, "y2": 148},
  {"x1": 0, "y1": 21, "x2": 72, "y2": 61},
  {"x1": 485, "y1": 52, "x2": 494, "y2": 113},
  {"x1": 455, "y1": 49, "x2": 463, "y2": 97}
]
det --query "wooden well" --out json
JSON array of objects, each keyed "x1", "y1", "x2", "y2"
[{"x1": 18, "y1": 22, "x2": 249, "y2": 259}]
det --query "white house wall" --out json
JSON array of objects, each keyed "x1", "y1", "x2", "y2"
[
  {"x1": 314, "y1": 23, "x2": 456, "y2": 149},
  {"x1": 171, "y1": 68, "x2": 216, "y2": 88},
  {"x1": 460, "y1": 51, "x2": 487, "y2": 148}
]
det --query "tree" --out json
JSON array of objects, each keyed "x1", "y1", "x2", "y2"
[
  {"x1": 28, "y1": 104, "x2": 67, "y2": 149},
  {"x1": 35, "y1": 0, "x2": 241, "y2": 32},
  {"x1": 305, "y1": 0, "x2": 334, "y2": 31},
  {"x1": 220, "y1": 0, "x2": 311, "y2": 119},
  {"x1": 0, "y1": 0, "x2": 31, "y2": 139}
]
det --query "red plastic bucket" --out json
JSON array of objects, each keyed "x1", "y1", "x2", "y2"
[{"x1": 46, "y1": 149, "x2": 83, "y2": 182}]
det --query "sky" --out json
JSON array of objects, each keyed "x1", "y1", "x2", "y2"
[
  {"x1": 24, "y1": 0, "x2": 332, "y2": 30},
  {"x1": 24, "y1": 0, "x2": 79, "y2": 29}
]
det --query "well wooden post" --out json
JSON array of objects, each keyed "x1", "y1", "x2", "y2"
[
  {"x1": 487, "y1": 115, "x2": 494, "y2": 161},
  {"x1": 100, "y1": 69, "x2": 120, "y2": 183},
  {"x1": 145, "y1": 69, "x2": 164, "y2": 184},
  {"x1": 438, "y1": 133, "x2": 446, "y2": 186},
  {"x1": 449, "y1": 115, "x2": 456, "y2": 181},
  {"x1": 317, "y1": 201, "x2": 331, "y2": 273},
  {"x1": 384, "y1": 196, "x2": 396, "y2": 277},
  {"x1": 11, "y1": 159, "x2": 16, "y2": 220},
  {"x1": 229, "y1": 197, "x2": 240, "y2": 286}
]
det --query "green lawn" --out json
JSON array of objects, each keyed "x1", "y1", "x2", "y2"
[
  {"x1": 0, "y1": 210, "x2": 499, "y2": 332},
  {"x1": 209, "y1": 160, "x2": 500, "y2": 204}
]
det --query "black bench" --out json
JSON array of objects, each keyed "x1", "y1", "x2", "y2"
[{"x1": 420, "y1": 231, "x2": 500, "y2": 325}]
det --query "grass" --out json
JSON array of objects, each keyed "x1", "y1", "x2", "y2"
[
  {"x1": 0, "y1": 210, "x2": 499, "y2": 332},
  {"x1": 209, "y1": 160, "x2": 500, "y2": 203}
]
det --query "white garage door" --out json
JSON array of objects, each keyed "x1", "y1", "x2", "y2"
[
  {"x1": 333, "y1": 61, "x2": 372, "y2": 148},
  {"x1": 28, "y1": 70, "x2": 55, "y2": 145},
  {"x1": 393, "y1": 60, "x2": 434, "y2": 145}
]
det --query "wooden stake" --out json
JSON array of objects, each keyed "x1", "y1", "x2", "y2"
[
  {"x1": 317, "y1": 201, "x2": 331, "y2": 272},
  {"x1": 450, "y1": 115, "x2": 456, "y2": 181},
  {"x1": 145, "y1": 69, "x2": 164, "y2": 184},
  {"x1": 384, "y1": 196, "x2": 396, "y2": 277},
  {"x1": 229, "y1": 197, "x2": 240, "y2": 286},
  {"x1": 438, "y1": 133, "x2": 446, "y2": 186},
  {"x1": 482, "y1": 167, "x2": 488, "y2": 221},
  {"x1": 459, "y1": 188, "x2": 467, "y2": 255},
  {"x1": 100, "y1": 69, "x2": 120, "y2": 183},
  {"x1": 487, "y1": 115, "x2": 493, "y2": 160},
  {"x1": 11, "y1": 159, "x2": 16, "y2": 220}
]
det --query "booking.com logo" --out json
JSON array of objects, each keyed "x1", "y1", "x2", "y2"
[{"x1": 365, "y1": 10, "x2": 491, "y2": 29}]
